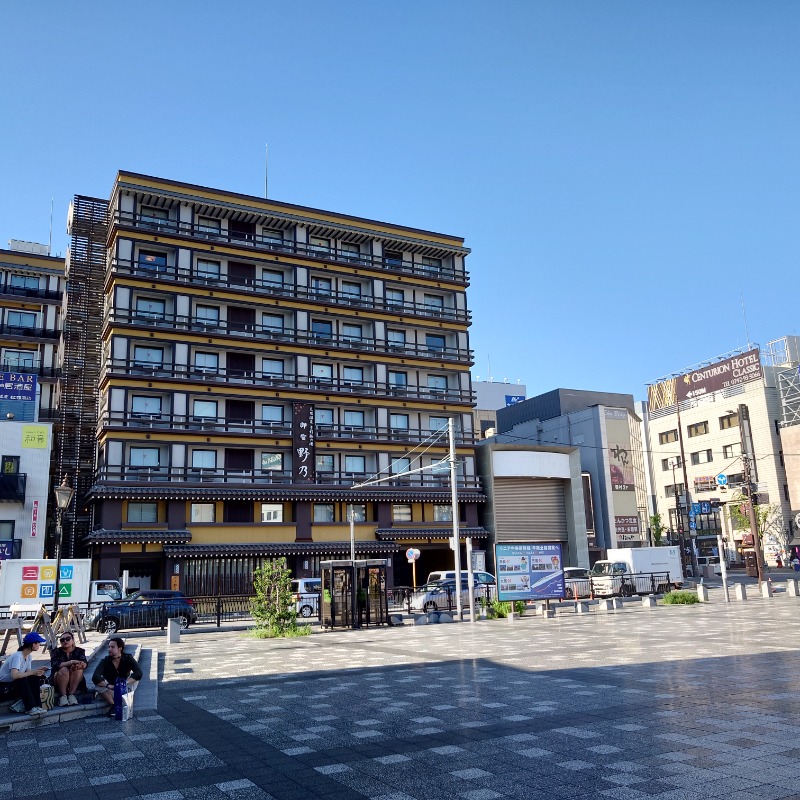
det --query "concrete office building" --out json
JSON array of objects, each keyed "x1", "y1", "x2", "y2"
[
  {"x1": 496, "y1": 389, "x2": 648, "y2": 561},
  {"x1": 646, "y1": 339, "x2": 796, "y2": 568},
  {"x1": 67, "y1": 172, "x2": 486, "y2": 591},
  {"x1": 472, "y1": 379, "x2": 527, "y2": 439}
]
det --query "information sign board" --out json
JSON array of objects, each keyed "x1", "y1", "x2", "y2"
[{"x1": 495, "y1": 542, "x2": 564, "y2": 601}]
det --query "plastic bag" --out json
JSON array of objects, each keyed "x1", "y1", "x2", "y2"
[{"x1": 112, "y1": 678, "x2": 134, "y2": 721}]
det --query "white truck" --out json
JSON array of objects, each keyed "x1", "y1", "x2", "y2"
[
  {"x1": 0, "y1": 559, "x2": 122, "y2": 609},
  {"x1": 590, "y1": 547, "x2": 683, "y2": 597}
]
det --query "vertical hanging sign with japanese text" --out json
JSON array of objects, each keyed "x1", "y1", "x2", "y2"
[{"x1": 292, "y1": 402, "x2": 316, "y2": 484}]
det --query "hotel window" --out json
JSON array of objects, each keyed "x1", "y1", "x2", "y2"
[
  {"x1": 385, "y1": 250, "x2": 403, "y2": 266},
  {"x1": 392, "y1": 504, "x2": 412, "y2": 522},
  {"x1": 385, "y1": 288, "x2": 404, "y2": 308},
  {"x1": 196, "y1": 217, "x2": 220, "y2": 236},
  {"x1": 427, "y1": 374, "x2": 448, "y2": 394},
  {"x1": 387, "y1": 329, "x2": 406, "y2": 351},
  {"x1": 429, "y1": 416, "x2": 448, "y2": 432},
  {"x1": 340, "y1": 242, "x2": 361, "y2": 262},
  {"x1": 135, "y1": 297, "x2": 166, "y2": 320},
  {"x1": 2, "y1": 350, "x2": 35, "y2": 369},
  {"x1": 344, "y1": 410, "x2": 365, "y2": 429},
  {"x1": 263, "y1": 269, "x2": 284, "y2": 289},
  {"x1": 131, "y1": 396, "x2": 162, "y2": 419},
  {"x1": 342, "y1": 366, "x2": 364, "y2": 386},
  {"x1": 390, "y1": 414, "x2": 409, "y2": 431},
  {"x1": 423, "y1": 294, "x2": 444, "y2": 313},
  {"x1": 421, "y1": 256, "x2": 442, "y2": 274},
  {"x1": 665, "y1": 483, "x2": 685, "y2": 498},
  {"x1": 388, "y1": 371, "x2": 407, "y2": 392},
  {"x1": 311, "y1": 319, "x2": 333, "y2": 341},
  {"x1": 341, "y1": 280, "x2": 362, "y2": 300},
  {"x1": 344, "y1": 455, "x2": 365, "y2": 474},
  {"x1": 391, "y1": 457, "x2": 411, "y2": 474},
  {"x1": 6, "y1": 311, "x2": 36, "y2": 330},
  {"x1": 311, "y1": 276, "x2": 332, "y2": 296},
  {"x1": 191, "y1": 503, "x2": 216, "y2": 523},
  {"x1": 433, "y1": 504, "x2": 453, "y2": 522},
  {"x1": 316, "y1": 454, "x2": 334, "y2": 472},
  {"x1": 687, "y1": 421, "x2": 708, "y2": 438},
  {"x1": 127, "y1": 502, "x2": 158, "y2": 523},
  {"x1": 129, "y1": 447, "x2": 160, "y2": 468},
  {"x1": 262, "y1": 405, "x2": 283, "y2": 424},
  {"x1": 262, "y1": 313, "x2": 284, "y2": 334},
  {"x1": 261, "y1": 503, "x2": 283, "y2": 522},
  {"x1": 191, "y1": 450, "x2": 216, "y2": 470},
  {"x1": 194, "y1": 351, "x2": 218, "y2": 373},
  {"x1": 139, "y1": 206, "x2": 168, "y2": 228},
  {"x1": 195, "y1": 305, "x2": 220, "y2": 328},
  {"x1": 311, "y1": 363, "x2": 333, "y2": 386},
  {"x1": 263, "y1": 358, "x2": 284, "y2": 377},
  {"x1": 659, "y1": 430, "x2": 678, "y2": 444},
  {"x1": 196, "y1": 259, "x2": 221, "y2": 281},
  {"x1": 349, "y1": 504, "x2": 367, "y2": 522},
  {"x1": 9, "y1": 274, "x2": 39, "y2": 291},
  {"x1": 193, "y1": 399, "x2": 217, "y2": 421},
  {"x1": 722, "y1": 443, "x2": 741, "y2": 459},
  {"x1": 661, "y1": 456, "x2": 682, "y2": 471},
  {"x1": 262, "y1": 229, "x2": 283, "y2": 245},
  {"x1": 313, "y1": 504, "x2": 335, "y2": 523},
  {"x1": 426, "y1": 333, "x2": 447, "y2": 353},
  {"x1": 719, "y1": 412, "x2": 739, "y2": 430},
  {"x1": 132, "y1": 346, "x2": 164, "y2": 369},
  {"x1": 342, "y1": 323, "x2": 363, "y2": 343},
  {"x1": 309, "y1": 236, "x2": 331, "y2": 255},
  {"x1": 137, "y1": 250, "x2": 167, "y2": 272},
  {"x1": 690, "y1": 449, "x2": 713, "y2": 465},
  {"x1": 261, "y1": 452, "x2": 283, "y2": 471},
  {"x1": 315, "y1": 408, "x2": 334, "y2": 428}
]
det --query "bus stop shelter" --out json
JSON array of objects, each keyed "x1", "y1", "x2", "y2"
[{"x1": 320, "y1": 559, "x2": 389, "y2": 630}]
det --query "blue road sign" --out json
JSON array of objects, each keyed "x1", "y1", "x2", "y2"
[
  {"x1": 691, "y1": 503, "x2": 701, "y2": 515},
  {"x1": 716, "y1": 474, "x2": 728, "y2": 486},
  {"x1": 689, "y1": 521, "x2": 697, "y2": 530},
  {"x1": 700, "y1": 501, "x2": 711, "y2": 514}
]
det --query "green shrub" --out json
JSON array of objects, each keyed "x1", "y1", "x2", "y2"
[
  {"x1": 250, "y1": 557, "x2": 310, "y2": 637},
  {"x1": 249, "y1": 624, "x2": 310, "y2": 639},
  {"x1": 491, "y1": 599, "x2": 526, "y2": 618},
  {"x1": 662, "y1": 590, "x2": 700, "y2": 605}
]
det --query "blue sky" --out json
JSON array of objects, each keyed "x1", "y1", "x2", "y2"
[{"x1": 1, "y1": 2, "x2": 798, "y2": 402}]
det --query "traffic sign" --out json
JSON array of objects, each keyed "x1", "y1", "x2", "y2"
[
  {"x1": 794, "y1": 512, "x2": 800, "y2": 529},
  {"x1": 716, "y1": 474, "x2": 728, "y2": 487},
  {"x1": 700, "y1": 501, "x2": 711, "y2": 515},
  {"x1": 689, "y1": 521, "x2": 697, "y2": 530},
  {"x1": 405, "y1": 548, "x2": 420, "y2": 562},
  {"x1": 691, "y1": 503, "x2": 701, "y2": 515}
]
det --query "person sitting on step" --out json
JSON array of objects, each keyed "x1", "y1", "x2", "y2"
[
  {"x1": 50, "y1": 631, "x2": 88, "y2": 706},
  {"x1": 0, "y1": 632, "x2": 49, "y2": 716},
  {"x1": 92, "y1": 637, "x2": 143, "y2": 715}
]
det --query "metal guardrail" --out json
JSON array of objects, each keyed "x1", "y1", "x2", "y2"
[{"x1": 566, "y1": 571, "x2": 673, "y2": 599}]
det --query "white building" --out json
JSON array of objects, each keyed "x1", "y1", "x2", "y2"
[{"x1": 645, "y1": 339, "x2": 796, "y2": 568}]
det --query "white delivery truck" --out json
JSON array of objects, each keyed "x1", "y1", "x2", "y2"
[
  {"x1": 0, "y1": 559, "x2": 122, "y2": 609},
  {"x1": 589, "y1": 547, "x2": 683, "y2": 597}
]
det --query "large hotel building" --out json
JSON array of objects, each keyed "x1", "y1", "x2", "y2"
[{"x1": 73, "y1": 172, "x2": 485, "y2": 593}]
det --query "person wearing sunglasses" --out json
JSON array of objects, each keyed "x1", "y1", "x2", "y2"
[{"x1": 50, "y1": 632, "x2": 88, "y2": 706}]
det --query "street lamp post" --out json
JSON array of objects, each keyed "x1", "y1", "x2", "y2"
[
  {"x1": 52, "y1": 475, "x2": 75, "y2": 615},
  {"x1": 670, "y1": 459, "x2": 686, "y2": 573}
]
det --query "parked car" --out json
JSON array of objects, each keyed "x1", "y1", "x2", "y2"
[
  {"x1": 85, "y1": 590, "x2": 197, "y2": 633},
  {"x1": 291, "y1": 578, "x2": 321, "y2": 618},
  {"x1": 563, "y1": 567, "x2": 592, "y2": 599},
  {"x1": 411, "y1": 579, "x2": 486, "y2": 613},
  {"x1": 426, "y1": 570, "x2": 496, "y2": 586}
]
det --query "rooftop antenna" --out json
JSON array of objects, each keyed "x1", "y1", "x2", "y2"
[
  {"x1": 48, "y1": 197, "x2": 53, "y2": 256},
  {"x1": 487, "y1": 355, "x2": 492, "y2": 383},
  {"x1": 741, "y1": 293, "x2": 752, "y2": 349},
  {"x1": 264, "y1": 143, "x2": 269, "y2": 200}
]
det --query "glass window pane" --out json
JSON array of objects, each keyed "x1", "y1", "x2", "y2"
[
  {"x1": 261, "y1": 453, "x2": 283, "y2": 471},
  {"x1": 315, "y1": 408, "x2": 334, "y2": 425},
  {"x1": 316, "y1": 454, "x2": 334, "y2": 471},
  {"x1": 261, "y1": 503, "x2": 283, "y2": 522},
  {"x1": 390, "y1": 414, "x2": 409, "y2": 429},
  {"x1": 262, "y1": 405, "x2": 283, "y2": 422},
  {"x1": 345, "y1": 455, "x2": 365, "y2": 472},
  {"x1": 191, "y1": 450, "x2": 216, "y2": 468},
  {"x1": 191, "y1": 503, "x2": 215, "y2": 522},
  {"x1": 127, "y1": 502, "x2": 157, "y2": 523},
  {"x1": 263, "y1": 359, "x2": 284, "y2": 375},
  {"x1": 392, "y1": 504, "x2": 412, "y2": 522},
  {"x1": 130, "y1": 447, "x2": 160, "y2": 466},
  {"x1": 344, "y1": 411, "x2": 365, "y2": 426},
  {"x1": 313, "y1": 504, "x2": 334, "y2": 522},
  {"x1": 193, "y1": 400, "x2": 217, "y2": 418}
]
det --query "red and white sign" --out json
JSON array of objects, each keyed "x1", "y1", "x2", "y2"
[
  {"x1": 22, "y1": 565, "x2": 39, "y2": 580},
  {"x1": 30, "y1": 500, "x2": 39, "y2": 537}
]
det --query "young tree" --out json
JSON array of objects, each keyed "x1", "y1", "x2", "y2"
[
  {"x1": 250, "y1": 557, "x2": 303, "y2": 637},
  {"x1": 727, "y1": 494, "x2": 785, "y2": 560},
  {"x1": 649, "y1": 513, "x2": 666, "y2": 546}
]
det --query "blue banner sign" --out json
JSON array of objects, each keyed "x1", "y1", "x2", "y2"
[
  {"x1": 0, "y1": 540, "x2": 13, "y2": 560},
  {"x1": 0, "y1": 373, "x2": 36, "y2": 402},
  {"x1": 504, "y1": 395, "x2": 525, "y2": 406},
  {"x1": 495, "y1": 542, "x2": 565, "y2": 601}
]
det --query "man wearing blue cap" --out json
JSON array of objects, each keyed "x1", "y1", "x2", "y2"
[{"x1": 0, "y1": 632, "x2": 49, "y2": 716}]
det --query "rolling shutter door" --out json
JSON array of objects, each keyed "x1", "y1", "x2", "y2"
[{"x1": 494, "y1": 477, "x2": 567, "y2": 542}]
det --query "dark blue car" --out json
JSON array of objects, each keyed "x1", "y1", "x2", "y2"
[{"x1": 86, "y1": 590, "x2": 197, "y2": 633}]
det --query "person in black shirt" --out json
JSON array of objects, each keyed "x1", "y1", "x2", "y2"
[
  {"x1": 50, "y1": 632, "x2": 88, "y2": 706},
  {"x1": 91, "y1": 637, "x2": 143, "y2": 711}
]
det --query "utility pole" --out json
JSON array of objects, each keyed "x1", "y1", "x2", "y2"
[{"x1": 739, "y1": 403, "x2": 765, "y2": 585}]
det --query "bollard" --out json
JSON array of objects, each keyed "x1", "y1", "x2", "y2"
[
  {"x1": 696, "y1": 585, "x2": 709, "y2": 603},
  {"x1": 539, "y1": 607, "x2": 555, "y2": 619},
  {"x1": 612, "y1": 598, "x2": 623, "y2": 610},
  {"x1": 641, "y1": 596, "x2": 657, "y2": 609},
  {"x1": 598, "y1": 599, "x2": 615, "y2": 612},
  {"x1": 734, "y1": 583, "x2": 747, "y2": 602},
  {"x1": 787, "y1": 579, "x2": 800, "y2": 597},
  {"x1": 761, "y1": 580, "x2": 774, "y2": 599},
  {"x1": 575, "y1": 602, "x2": 590, "y2": 614},
  {"x1": 167, "y1": 618, "x2": 181, "y2": 644}
]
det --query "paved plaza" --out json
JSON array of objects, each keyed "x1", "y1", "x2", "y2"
[{"x1": 5, "y1": 592, "x2": 800, "y2": 800}]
